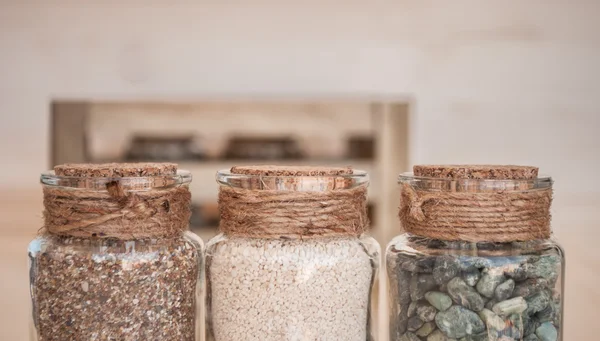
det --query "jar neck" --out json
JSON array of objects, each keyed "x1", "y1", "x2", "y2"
[
  {"x1": 41, "y1": 174, "x2": 192, "y2": 240},
  {"x1": 217, "y1": 184, "x2": 369, "y2": 239},
  {"x1": 398, "y1": 174, "x2": 553, "y2": 243}
]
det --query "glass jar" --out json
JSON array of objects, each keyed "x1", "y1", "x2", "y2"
[
  {"x1": 28, "y1": 164, "x2": 204, "y2": 341},
  {"x1": 387, "y1": 167, "x2": 564, "y2": 341},
  {"x1": 206, "y1": 166, "x2": 380, "y2": 341}
]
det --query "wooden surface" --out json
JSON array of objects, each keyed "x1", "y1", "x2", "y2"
[{"x1": 0, "y1": 189, "x2": 598, "y2": 340}]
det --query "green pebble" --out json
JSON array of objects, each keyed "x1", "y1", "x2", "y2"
[
  {"x1": 400, "y1": 332, "x2": 422, "y2": 341},
  {"x1": 476, "y1": 270, "x2": 506, "y2": 298},
  {"x1": 536, "y1": 322, "x2": 558, "y2": 341},
  {"x1": 448, "y1": 277, "x2": 485, "y2": 312},
  {"x1": 435, "y1": 306, "x2": 485, "y2": 339},
  {"x1": 494, "y1": 279, "x2": 515, "y2": 301},
  {"x1": 426, "y1": 291, "x2": 453, "y2": 311},
  {"x1": 416, "y1": 322, "x2": 436, "y2": 337},
  {"x1": 492, "y1": 297, "x2": 528, "y2": 317}
]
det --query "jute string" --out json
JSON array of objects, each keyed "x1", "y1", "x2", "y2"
[
  {"x1": 399, "y1": 183, "x2": 552, "y2": 242},
  {"x1": 218, "y1": 185, "x2": 369, "y2": 239},
  {"x1": 43, "y1": 181, "x2": 191, "y2": 239}
]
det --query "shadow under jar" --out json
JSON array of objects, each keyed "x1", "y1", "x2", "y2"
[
  {"x1": 387, "y1": 165, "x2": 564, "y2": 341},
  {"x1": 206, "y1": 166, "x2": 380, "y2": 341},
  {"x1": 28, "y1": 163, "x2": 204, "y2": 341}
]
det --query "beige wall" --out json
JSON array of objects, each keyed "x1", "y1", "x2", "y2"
[
  {"x1": 0, "y1": 1, "x2": 599, "y2": 340},
  {"x1": 1, "y1": 1, "x2": 599, "y2": 193}
]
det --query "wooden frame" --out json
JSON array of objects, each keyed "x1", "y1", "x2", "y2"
[{"x1": 51, "y1": 99, "x2": 411, "y2": 341}]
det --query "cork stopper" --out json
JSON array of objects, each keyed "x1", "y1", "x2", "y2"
[
  {"x1": 413, "y1": 165, "x2": 539, "y2": 180},
  {"x1": 224, "y1": 165, "x2": 361, "y2": 191},
  {"x1": 54, "y1": 163, "x2": 178, "y2": 177},
  {"x1": 230, "y1": 165, "x2": 354, "y2": 176}
]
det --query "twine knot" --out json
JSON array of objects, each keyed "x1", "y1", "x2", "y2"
[
  {"x1": 43, "y1": 181, "x2": 191, "y2": 239},
  {"x1": 403, "y1": 183, "x2": 429, "y2": 222}
]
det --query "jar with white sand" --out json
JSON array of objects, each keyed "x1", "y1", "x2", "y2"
[{"x1": 206, "y1": 166, "x2": 380, "y2": 341}]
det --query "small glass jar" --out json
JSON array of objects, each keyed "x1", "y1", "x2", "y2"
[
  {"x1": 387, "y1": 168, "x2": 564, "y2": 341},
  {"x1": 28, "y1": 164, "x2": 204, "y2": 341},
  {"x1": 206, "y1": 166, "x2": 380, "y2": 341}
]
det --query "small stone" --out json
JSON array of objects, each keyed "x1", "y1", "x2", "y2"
[
  {"x1": 512, "y1": 278, "x2": 550, "y2": 298},
  {"x1": 523, "y1": 314, "x2": 540, "y2": 336},
  {"x1": 504, "y1": 263, "x2": 527, "y2": 281},
  {"x1": 494, "y1": 279, "x2": 515, "y2": 301},
  {"x1": 408, "y1": 316, "x2": 425, "y2": 331},
  {"x1": 434, "y1": 256, "x2": 461, "y2": 285},
  {"x1": 426, "y1": 291, "x2": 453, "y2": 311},
  {"x1": 416, "y1": 322, "x2": 436, "y2": 337},
  {"x1": 447, "y1": 277, "x2": 485, "y2": 312},
  {"x1": 492, "y1": 297, "x2": 528, "y2": 317},
  {"x1": 409, "y1": 300, "x2": 438, "y2": 321},
  {"x1": 394, "y1": 312, "x2": 409, "y2": 337},
  {"x1": 400, "y1": 332, "x2": 422, "y2": 341},
  {"x1": 535, "y1": 322, "x2": 558, "y2": 341},
  {"x1": 463, "y1": 268, "x2": 481, "y2": 286},
  {"x1": 525, "y1": 255, "x2": 561, "y2": 285},
  {"x1": 418, "y1": 303, "x2": 439, "y2": 322},
  {"x1": 476, "y1": 270, "x2": 506, "y2": 298},
  {"x1": 408, "y1": 301, "x2": 419, "y2": 317},
  {"x1": 525, "y1": 291, "x2": 551, "y2": 315},
  {"x1": 505, "y1": 314, "x2": 523, "y2": 339},
  {"x1": 509, "y1": 313, "x2": 523, "y2": 330},
  {"x1": 457, "y1": 257, "x2": 492, "y2": 270},
  {"x1": 485, "y1": 299, "x2": 497, "y2": 310},
  {"x1": 81, "y1": 281, "x2": 89, "y2": 292},
  {"x1": 537, "y1": 301, "x2": 558, "y2": 323},
  {"x1": 496, "y1": 256, "x2": 531, "y2": 281},
  {"x1": 428, "y1": 329, "x2": 457, "y2": 341},
  {"x1": 524, "y1": 335, "x2": 540, "y2": 341},
  {"x1": 478, "y1": 309, "x2": 506, "y2": 331},
  {"x1": 401, "y1": 257, "x2": 436, "y2": 273},
  {"x1": 411, "y1": 274, "x2": 438, "y2": 301},
  {"x1": 393, "y1": 272, "x2": 412, "y2": 335},
  {"x1": 435, "y1": 306, "x2": 485, "y2": 339}
]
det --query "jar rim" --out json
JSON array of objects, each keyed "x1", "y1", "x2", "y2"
[
  {"x1": 40, "y1": 169, "x2": 192, "y2": 190},
  {"x1": 216, "y1": 168, "x2": 369, "y2": 191},
  {"x1": 398, "y1": 171, "x2": 553, "y2": 191}
]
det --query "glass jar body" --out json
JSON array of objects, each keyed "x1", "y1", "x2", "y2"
[
  {"x1": 28, "y1": 231, "x2": 204, "y2": 341},
  {"x1": 386, "y1": 233, "x2": 564, "y2": 341},
  {"x1": 205, "y1": 234, "x2": 380, "y2": 341}
]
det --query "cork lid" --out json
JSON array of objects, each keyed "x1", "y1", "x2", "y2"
[
  {"x1": 54, "y1": 163, "x2": 178, "y2": 177},
  {"x1": 413, "y1": 165, "x2": 539, "y2": 180},
  {"x1": 220, "y1": 165, "x2": 366, "y2": 191},
  {"x1": 230, "y1": 165, "x2": 354, "y2": 177}
]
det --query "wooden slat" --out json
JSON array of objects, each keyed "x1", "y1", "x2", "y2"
[{"x1": 51, "y1": 101, "x2": 90, "y2": 167}]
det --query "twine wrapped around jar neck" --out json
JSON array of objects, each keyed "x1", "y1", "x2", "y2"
[
  {"x1": 399, "y1": 165, "x2": 552, "y2": 243},
  {"x1": 218, "y1": 166, "x2": 370, "y2": 239},
  {"x1": 42, "y1": 163, "x2": 192, "y2": 239}
]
